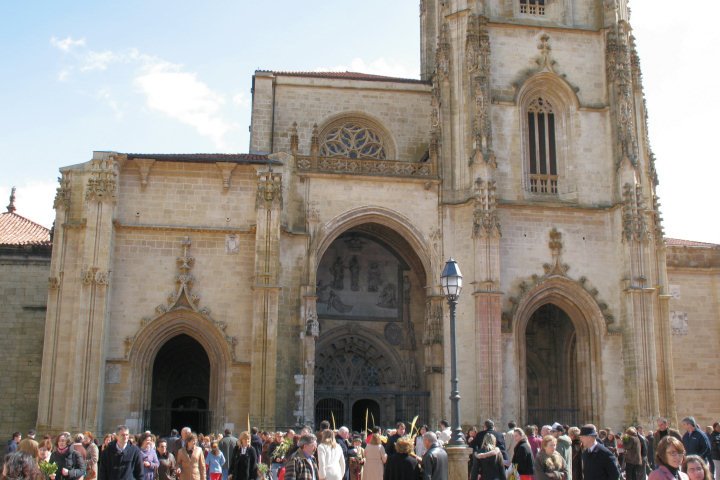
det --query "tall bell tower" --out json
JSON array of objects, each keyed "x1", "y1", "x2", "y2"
[{"x1": 421, "y1": 0, "x2": 674, "y2": 426}]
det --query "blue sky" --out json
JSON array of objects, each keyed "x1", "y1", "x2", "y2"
[{"x1": 2, "y1": 1, "x2": 718, "y2": 244}]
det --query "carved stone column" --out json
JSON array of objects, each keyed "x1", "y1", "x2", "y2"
[
  {"x1": 37, "y1": 170, "x2": 73, "y2": 433},
  {"x1": 250, "y1": 169, "x2": 283, "y2": 427},
  {"x1": 423, "y1": 295, "x2": 445, "y2": 427},
  {"x1": 472, "y1": 176, "x2": 502, "y2": 422}
]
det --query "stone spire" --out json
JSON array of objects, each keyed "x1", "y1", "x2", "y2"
[{"x1": 6, "y1": 186, "x2": 16, "y2": 213}]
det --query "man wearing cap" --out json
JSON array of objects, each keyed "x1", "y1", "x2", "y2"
[
  {"x1": 682, "y1": 416, "x2": 715, "y2": 475},
  {"x1": 552, "y1": 424, "x2": 573, "y2": 480},
  {"x1": 579, "y1": 424, "x2": 620, "y2": 480}
]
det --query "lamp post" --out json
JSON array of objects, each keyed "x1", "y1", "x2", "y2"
[{"x1": 440, "y1": 258, "x2": 464, "y2": 446}]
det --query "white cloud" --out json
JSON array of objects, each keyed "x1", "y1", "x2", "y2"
[
  {"x1": 0, "y1": 180, "x2": 58, "y2": 229},
  {"x1": 80, "y1": 50, "x2": 120, "y2": 72},
  {"x1": 49, "y1": 38, "x2": 239, "y2": 147},
  {"x1": 135, "y1": 62, "x2": 237, "y2": 148},
  {"x1": 50, "y1": 36, "x2": 86, "y2": 52},
  {"x1": 315, "y1": 57, "x2": 419, "y2": 80}
]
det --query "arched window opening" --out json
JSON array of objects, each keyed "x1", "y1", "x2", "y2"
[
  {"x1": 319, "y1": 122, "x2": 388, "y2": 160},
  {"x1": 520, "y1": 0, "x2": 546, "y2": 15},
  {"x1": 527, "y1": 97, "x2": 558, "y2": 194}
]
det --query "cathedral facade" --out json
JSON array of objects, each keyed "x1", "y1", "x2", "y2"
[{"x1": 31, "y1": 0, "x2": 720, "y2": 436}]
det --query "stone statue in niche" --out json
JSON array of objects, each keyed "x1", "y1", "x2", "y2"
[
  {"x1": 330, "y1": 256, "x2": 345, "y2": 290},
  {"x1": 367, "y1": 262, "x2": 382, "y2": 292},
  {"x1": 377, "y1": 283, "x2": 397, "y2": 308},
  {"x1": 349, "y1": 256, "x2": 360, "y2": 291}
]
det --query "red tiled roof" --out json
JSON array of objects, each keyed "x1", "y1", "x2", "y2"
[
  {"x1": 665, "y1": 238, "x2": 719, "y2": 248},
  {"x1": 0, "y1": 212, "x2": 51, "y2": 247},
  {"x1": 264, "y1": 70, "x2": 428, "y2": 84},
  {"x1": 126, "y1": 153, "x2": 276, "y2": 164}
]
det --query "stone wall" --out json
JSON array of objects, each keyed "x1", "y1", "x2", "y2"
[
  {"x1": 667, "y1": 244, "x2": 720, "y2": 428},
  {"x1": 0, "y1": 249, "x2": 50, "y2": 439}
]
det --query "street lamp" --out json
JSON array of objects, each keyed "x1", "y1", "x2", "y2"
[{"x1": 440, "y1": 258, "x2": 464, "y2": 446}]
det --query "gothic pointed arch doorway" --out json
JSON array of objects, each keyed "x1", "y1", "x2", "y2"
[
  {"x1": 514, "y1": 276, "x2": 605, "y2": 426},
  {"x1": 313, "y1": 223, "x2": 430, "y2": 428},
  {"x1": 149, "y1": 334, "x2": 211, "y2": 434},
  {"x1": 525, "y1": 304, "x2": 579, "y2": 425}
]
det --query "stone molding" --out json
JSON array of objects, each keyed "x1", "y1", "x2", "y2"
[{"x1": 295, "y1": 155, "x2": 436, "y2": 179}]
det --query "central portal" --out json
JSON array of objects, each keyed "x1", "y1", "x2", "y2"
[
  {"x1": 149, "y1": 334, "x2": 211, "y2": 434},
  {"x1": 314, "y1": 224, "x2": 429, "y2": 429}
]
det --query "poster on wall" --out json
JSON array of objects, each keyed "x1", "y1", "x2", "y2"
[{"x1": 317, "y1": 234, "x2": 405, "y2": 321}]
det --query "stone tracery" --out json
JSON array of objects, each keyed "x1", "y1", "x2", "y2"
[{"x1": 319, "y1": 122, "x2": 387, "y2": 160}]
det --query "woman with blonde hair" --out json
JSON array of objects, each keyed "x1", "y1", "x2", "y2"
[
  {"x1": 229, "y1": 432, "x2": 257, "y2": 480},
  {"x1": 362, "y1": 430, "x2": 387, "y2": 480},
  {"x1": 470, "y1": 433, "x2": 505, "y2": 480},
  {"x1": 533, "y1": 435, "x2": 567, "y2": 480},
  {"x1": 384, "y1": 436, "x2": 421, "y2": 480},
  {"x1": 649, "y1": 436, "x2": 689, "y2": 480},
  {"x1": 318, "y1": 430, "x2": 345, "y2": 480},
  {"x1": 683, "y1": 455, "x2": 713, "y2": 480},
  {"x1": 177, "y1": 434, "x2": 206, "y2": 480}
]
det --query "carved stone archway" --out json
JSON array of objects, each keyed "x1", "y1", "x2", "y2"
[
  {"x1": 513, "y1": 276, "x2": 606, "y2": 425},
  {"x1": 314, "y1": 326, "x2": 428, "y2": 428},
  {"x1": 126, "y1": 309, "x2": 233, "y2": 433}
]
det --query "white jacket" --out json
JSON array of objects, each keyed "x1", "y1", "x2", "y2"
[{"x1": 318, "y1": 443, "x2": 346, "y2": 480}]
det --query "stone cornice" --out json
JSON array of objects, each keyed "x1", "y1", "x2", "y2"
[{"x1": 112, "y1": 220, "x2": 255, "y2": 235}]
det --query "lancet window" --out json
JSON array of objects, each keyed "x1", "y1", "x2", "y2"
[
  {"x1": 527, "y1": 97, "x2": 558, "y2": 194},
  {"x1": 319, "y1": 122, "x2": 387, "y2": 160},
  {"x1": 520, "y1": 0, "x2": 546, "y2": 15}
]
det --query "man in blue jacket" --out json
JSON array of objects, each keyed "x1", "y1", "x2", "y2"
[
  {"x1": 579, "y1": 424, "x2": 621, "y2": 480},
  {"x1": 682, "y1": 416, "x2": 715, "y2": 475},
  {"x1": 98, "y1": 425, "x2": 143, "y2": 480}
]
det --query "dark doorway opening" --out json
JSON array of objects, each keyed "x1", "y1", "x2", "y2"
[
  {"x1": 148, "y1": 334, "x2": 211, "y2": 434},
  {"x1": 315, "y1": 398, "x2": 344, "y2": 429},
  {"x1": 525, "y1": 304, "x2": 579, "y2": 426},
  {"x1": 352, "y1": 399, "x2": 380, "y2": 433}
]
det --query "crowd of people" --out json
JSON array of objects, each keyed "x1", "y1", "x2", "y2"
[{"x1": 3, "y1": 415, "x2": 720, "y2": 480}]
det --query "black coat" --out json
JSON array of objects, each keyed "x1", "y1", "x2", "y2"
[
  {"x1": 51, "y1": 448, "x2": 87, "y2": 480},
  {"x1": 477, "y1": 451, "x2": 506, "y2": 480},
  {"x1": 98, "y1": 442, "x2": 143, "y2": 480},
  {"x1": 471, "y1": 430, "x2": 508, "y2": 462},
  {"x1": 512, "y1": 440, "x2": 534, "y2": 475},
  {"x1": 571, "y1": 439, "x2": 583, "y2": 480},
  {"x1": 682, "y1": 430, "x2": 715, "y2": 474},
  {"x1": 711, "y1": 431, "x2": 720, "y2": 461},
  {"x1": 421, "y1": 444, "x2": 448, "y2": 480},
  {"x1": 581, "y1": 442, "x2": 620, "y2": 480},
  {"x1": 335, "y1": 435, "x2": 349, "y2": 475},
  {"x1": 230, "y1": 446, "x2": 258, "y2": 480},
  {"x1": 385, "y1": 453, "x2": 421, "y2": 480}
]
